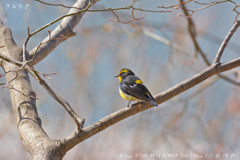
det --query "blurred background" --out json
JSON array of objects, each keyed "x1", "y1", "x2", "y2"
[{"x1": 0, "y1": 0, "x2": 240, "y2": 159}]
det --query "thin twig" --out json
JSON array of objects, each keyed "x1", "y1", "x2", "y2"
[
  {"x1": 213, "y1": 20, "x2": 240, "y2": 63},
  {"x1": 28, "y1": 31, "x2": 67, "y2": 63},
  {"x1": 23, "y1": 26, "x2": 30, "y2": 62},
  {"x1": 226, "y1": 0, "x2": 240, "y2": 22},
  {"x1": 28, "y1": 69, "x2": 85, "y2": 130},
  {"x1": 180, "y1": 0, "x2": 227, "y2": 18},
  {"x1": 0, "y1": 54, "x2": 24, "y2": 66},
  {"x1": 107, "y1": 8, "x2": 145, "y2": 24},
  {"x1": 3, "y1": 84, "x2": 39, "y2": 99},
  {"x1": 158, "y1": 0, "x2": 191, "y2": 9},
  {"x1": 34, "y1": 0, "x2": 85, "y2": 10},
  {"x1": 29, "y1": 0, "x2": 96, "y2": 37},
  {"x1": 159, "y1": 0, "x2": 237, "y2": 19},
  {"x1": 0, "y1": 64, "x2": 17, "y2": 78}
]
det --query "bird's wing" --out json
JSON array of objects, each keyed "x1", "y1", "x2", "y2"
[{"x1": 120, "y1": 82, "x2": 153, "y2": 102}]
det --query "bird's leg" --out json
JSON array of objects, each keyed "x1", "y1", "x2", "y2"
[{"x1": 127, "y1": 101, "x2": 131, "y2": 107}]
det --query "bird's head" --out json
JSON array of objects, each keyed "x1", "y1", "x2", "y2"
[{"x1": 115, "y1": 68, "x2": 135, "y2": 82}]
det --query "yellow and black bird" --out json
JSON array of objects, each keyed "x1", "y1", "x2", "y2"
[{"x1": 115, "y1": 68, "x2": 158, "y2": 107}]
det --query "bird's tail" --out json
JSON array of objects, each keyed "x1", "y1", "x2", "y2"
[{"x1": 148, "y1": 98, "x2": 158, "y2": 107}]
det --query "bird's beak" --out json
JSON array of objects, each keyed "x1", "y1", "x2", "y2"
[{"x1": 114, "y1": 75, "x2": 119, "y2": 77}]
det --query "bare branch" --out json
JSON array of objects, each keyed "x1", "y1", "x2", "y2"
[
  {"x1": 213, "y1": 19, "x2": 240, "y2": 63},
  {"x1": 28, "y1": 69, "x2": 85, "y2": 130},
  {"x1": 28, "y1": 30, "x2": 67, "y2": 63},
  {"x1": 22, "y1": 26, "x2": 30, "y2": 62},
  {"x1": 178, "y1": 71, "x2": 237, "y2": 102},
  {"x1": 34, "y1": 0, "x2": 85, "y2": 10},
  {"x1": 179, "y1": 1, "x2": 227, "y2": 18},
  {"x1": 159, "y1": 0, "x2": 234, "y2": 19},
  {"x1": 28, "y1": 0, "x2": 96, "y2": 66},
  {"x1": 107, "y1": 0, "x2": 172, "y2": 24},
  {"x1": 227, "y1": 0, "x2": 240, "y2": 22},
  {"x1": 107, "y1": 8, "x2": 145, "y2": 24},
  {"x1": 3, "y1": 83, "x2": 39, "y2": 99},
  {"x1": 158, "y1": 0, "x2": 192, "y2": 9},
  {"x1": 0, "y1": 53, "x2": 23, "y2": 66},
  {"x1": 0, "y1": 52, "x2": 85, "y2": 129},
  {"x1": 180, "y1": 0, "x2": 240, "y2": 86}
]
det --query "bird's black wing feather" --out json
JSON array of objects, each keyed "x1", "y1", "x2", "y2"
[
  {"x1": 120, "y1": 82, "x2": 151, "y2": 102},
  {"x1": 120, "y1": 76, "x2": 157, "y2": 106}
]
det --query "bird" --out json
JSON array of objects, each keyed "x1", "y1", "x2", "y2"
[{"x1": 115, "y1": 68, "x2": 158, "y2": 107}]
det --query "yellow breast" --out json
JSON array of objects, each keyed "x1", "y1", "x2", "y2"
[{"x1": 119, "y1": 87, "x2": 138, "y2": 101}]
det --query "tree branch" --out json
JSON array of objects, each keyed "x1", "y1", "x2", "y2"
[
  {"x1": 28, "y1": 0, "x2": 97, "y2": 66},
  {"x1": 180, "y1": 0, "x2": 240, "y2": 86},
  {"x1": 28, "y1": 69, "x2": 85, "y2": 130},
  {"x1": 34, "y1": 0, "x2": 85, "y2": 10},
  {"x1": 213, "y1": 19, "x2": 240, "y2": 63},
  {"x1": 0, "y1": 52, "x2": 85, "y2": 130}
]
